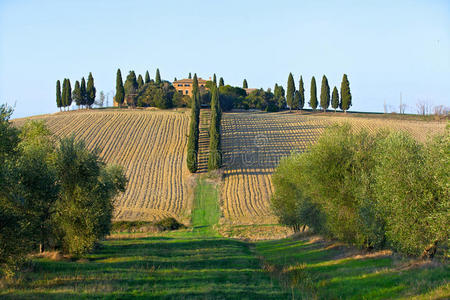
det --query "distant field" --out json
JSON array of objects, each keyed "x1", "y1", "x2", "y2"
[
  {"x1": 14, "y1": 109, "x2": 191, "y2": 223},
  {"x1": 220, "y1": 111, "x2": 446, "y2": 225},
  {"x1": 13, "y1": 109, "x2": 446, "y2": 225}
]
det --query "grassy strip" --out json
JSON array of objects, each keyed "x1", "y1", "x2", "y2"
[
  {"x1": 255, "y1": 236, "x2": 450, "y2": 299},
  {"x1": 190, "y1": 179, "x2": 220, "y2": 237}
]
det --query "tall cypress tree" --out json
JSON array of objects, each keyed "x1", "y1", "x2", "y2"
[
  {"x1": 80, "y1": 77, "x2": 87, "y2": 108},
  {"x1": 286, "y1": 73, "x2": 295, "y2": 111},
  {"x1": 86, "y1": 73, "x2": 96, "y2": 108},
  {"x1": 340, "y1": 74, "x2": 352, "y2": 112},
  {"x1": 309, "y1": 76, "x2": 317, "y2": 110},
  {"x1": 299, "y1": 76, "x2": 305, "y2": 110},
  {"x1": 56, "y1": 80, "x2": 62, "y2": 111},
  {"x1": 243, "y1": 79, "x2": 248, "y2": 89},
  {"x1": 61, "y1": 79, "x2": 68, "y2": 111},
  {"x1": 188, "y1": 72, "x2": 192, "y2": 79},
  {"x1": 208, "y1": 86, "x2": 222, "y2": 171},
  {"x1": 320, "y1": 75, "x2": 330, "y2": 112},
  {"x1": 293, "y1": 91, "x2": 300, "y2": 110},
  {"x1": 73, "y1": 80, "x2": 82, "y2": 108},
  {"x1": 145, "y1": 70, "x2": 150, "y2": 84},
  {"x1": 137, "y1": 74, "x2": 144, "y2": 89},
  {"x1": 219, "y1": 77, "x2": 224, "y2": 87},
  {"x1": 115, "y1": 69, "x2": 125, "y2": 107},
  {"x1": 213, "y1": 74, "x2": 217, "y2": 85},
  {"x1": 155, "y1": 68, "x2": 161, "y2": 85},
  {"x1": 67, "y1": 79, "x2": 72, "y2": 109},
  {"x1": 331, "y1": 86, "x2": 339, "y2": 112},
  {"x1": 187, "y1": 73, "x2": 200, "y2": 173}
]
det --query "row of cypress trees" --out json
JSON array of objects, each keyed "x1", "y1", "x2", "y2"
[
  {"x1": 186, "y1": 74, "x2": 201, "y2": 173},
  {"x1": 208, "y1": 84, "x2": 222, "y2": 171},
  {"x1": 286, "y1": 73, "x2": 352, "y2": 112},
  {"x1": 56, "y1": 73, "x2": 96, "y2": 110}
]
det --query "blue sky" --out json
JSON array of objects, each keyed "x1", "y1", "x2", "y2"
[{"x1": 0, "y1": 0, "x2": 449, "y2": 118}]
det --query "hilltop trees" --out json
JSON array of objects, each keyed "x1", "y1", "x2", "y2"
[
  {"x1": 187, "y1": 74, "x2": 200, "y2": 173},
  {"x1": 309, "y1": 76, "x2": 317, "y2": 110},
  {"x1": 56, "y1": 80, "x2": 62, "y2": 111},
  {"x1": 320, "y1": 75, "x2": 330, "y2": 111},
  {"x1": 145, "y1": 71, "x2": 150, "y2": 84},
  {"x1": 73, "y1": 81, "x2": 82, "y2": 108},
  {"x1": 286, "y1": 73, "x2": 295, "y2": 111},
  {"x1": 86, "y1": 73, "x2": 96, "y2": 108},
  {"x1": 213, "y1": 74, "x2": 217, "y2": 85},
  {"x1": 298, "y1": 76, "x2": 305, "y2": 110},
  {"x1": 137, "y1": 74, "x2": 144, "y2": 89},
  {"x1": 331, "y1": 87, "x2": 339, "y2": 112},
  {"x1": 219, "y1": 77, "x2": 224, "y2": 87},
  {"x1": 293, "y1": 91, "x2": 300, "y2": 111},
  {"x1": 155, "y1": 68, "x2": 161, "y2": 85},
  {"x1": 340, "y1": 74, "x2": 352, "y2": 112},
  {"x1": 124, "y1": 71, "x2": 138, "y2": 106},
  {"x1": 208, "y1": 86, "x2": 222, "y2": 171},
  {"x1": 80, "y1": 77, "x2": 87, "y2": 108},
  {"x1": 115, "y1": 69, "x2": 125, "y2": 107},
  {"x1": 274, "y1": 84, "x2": 286, "y2": 109},
  {"x1": 61, "y1": 79, "x2": 71, "y2": 111},
  {"x1": 243, "y1": 79, "x2": 248, "y2": 89}
]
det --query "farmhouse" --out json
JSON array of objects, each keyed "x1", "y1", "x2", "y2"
[{"x1": 173, "y1": 77, "x2": 209, "y2": 96}]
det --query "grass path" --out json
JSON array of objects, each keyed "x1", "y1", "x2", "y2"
[{"x1": 1, "y1": 180, "x2": 448, "y2": 299}]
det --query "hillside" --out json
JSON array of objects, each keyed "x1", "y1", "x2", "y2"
[
  {"x1": 13, "y1": 109, "x2": 446, "y2": 226},
  {"x1": 220, "y1": 110, "x2": 446, "y2": 225},
  {"x1": 14, "y1": 108, "x2": 192, "y2": 223}
]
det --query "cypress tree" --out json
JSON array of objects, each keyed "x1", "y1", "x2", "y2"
[
  {"x1": 320, "y1": 75, "x2": 330, "y2": 112},
  {"x1": 67, "y1": 79, "x2": 72, "y2": 109},
  {"x1": 115, "y1": 69, "x2": 125, "y2": 108},
  {"x1": 145, "y1": 70, "x2": 150, "y2": 84},
  {"x1": 73, "y1": 80, "x2": 82, "y2": 108},
  {"x1": 86, "y1": 73, "x2": 96, "y2": 108},
  {"x1": 331, "y1": 86, "x2": 339, "y2": 112},
  {"x1": 61, "y1": 79, "x2": 68, "y2": 111},
  {"x1": 137, "y1": 74, "x2": 144, "y2": 89},
  {"x1": 309, "y1": 76, "x2": 317, "y2": 110},
  {"x1": 155, "y1": 68, "x2": 161, "y2": 85},
  {"x1": 286, "y1": 73, "x2": 295, "y2": 111},
  {"x1": 208, "y1": 86, "x2": 222, "y2": 171},
  {"x1": 213, "y1": 74, "x2": 217, "y2": 85},
  {"x1": 243, "y1": 79, "x2": 248, "y2": 89},
  {"x1": 188, "y1": 72, "x2": 192, "y2": 79},
  {"x1": 56, "y1": 80, "x2": 62, "y2": 111},
  {"x1": 299, "y1": 76, "x2": 305, "y2": 110},
  {"x1": 219, "y1": 77, "x2": 224, "y2": 87},
  {"x1": 124, "y1": 71, "x2": 138, "y2": 107},
  {"x1": 187, "y1": 73, "x2": 200, "y2": 173},
  {"x1": 80, "y1": 77, "x2": 87, "y2": 108},
  {"x1": 293, "y1": 91, "x2": 300, "y2": 110},
  {"x1": 340, "y1": 74, "x2": 352, "y2": 112},
  {"x1": 174, "y1": 77, "x2": 177, "y2": 82}
]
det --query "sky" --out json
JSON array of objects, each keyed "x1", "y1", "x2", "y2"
[{"x1": 0, "y1": 0, "x2": 449, "y2": 118}]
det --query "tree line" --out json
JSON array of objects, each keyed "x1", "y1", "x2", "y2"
[
  {"x1": 208, "y1": 83, "x2": 222, "y2": 171},
  {"x1": 271, "y1": 123, "x2": 448, "y2": 258},
  {"x1": 218, "y1": 74, "x2": 352, "y2": 113},
  {"x1": 56, "y1": 73, "x2": 96, "y2": 110},
  {"x1": 0, "y1": 105, "x2": 127, "y2": 278}
]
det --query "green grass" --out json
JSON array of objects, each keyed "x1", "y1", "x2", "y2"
[{"x1": 1, "y1": 179, "x2": 448, "y2": 299}]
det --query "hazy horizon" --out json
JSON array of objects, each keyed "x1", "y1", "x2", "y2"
[{"x1": 1, "y1": 0, "x2": 449, "y2": 118}]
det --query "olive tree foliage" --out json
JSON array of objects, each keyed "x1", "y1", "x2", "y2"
[
  {"x1": 53, "y1": 137, "x2": 127, "y2": 255},
  {"x1": 373, "y1": 130, "x2": 449, "y2": 256},
  {"x1": 271, "y1": 154, "x2": 325, "y2": 233},
  {"x1": 271, "y1": 123, "x2": 448, "y2": 256}
]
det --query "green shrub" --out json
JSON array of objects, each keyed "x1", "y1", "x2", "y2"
[{"x1": 155, "y1": 217, "x2": 185, "y2": 231}]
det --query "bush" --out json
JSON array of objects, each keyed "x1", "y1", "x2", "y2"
[{"x1": 155, "y1": 217, "x2": 185, "y2": 231}]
